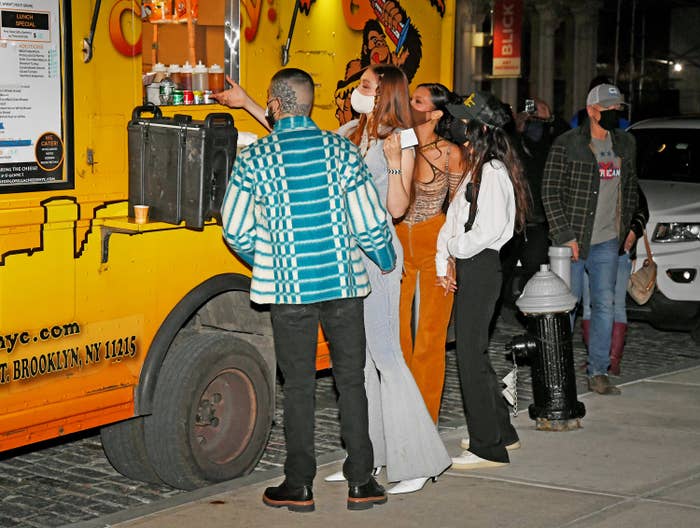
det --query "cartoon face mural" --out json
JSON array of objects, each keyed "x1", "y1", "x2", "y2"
[{"x1": 335, "y1": 0, "x2": 425, "y2": 125}]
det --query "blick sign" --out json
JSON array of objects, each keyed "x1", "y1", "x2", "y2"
[{"x1": 492, "y1": 0, "x2": 522, "y2": 78}]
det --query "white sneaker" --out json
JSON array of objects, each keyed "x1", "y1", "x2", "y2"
[
  {"x1": 459, "y1": 438, "x2": 521, "y2": 451},
  {"x1": 387, "y1": 476, "x2": 434, "y2": 495},
  {"x1": 323, "y1": 466, "x2": 382, "y2": 483},
  {"x1": 451, "y1": 451, "x2": 508, "y2": 470}
]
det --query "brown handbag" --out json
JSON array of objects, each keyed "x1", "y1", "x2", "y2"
[{"x1": 627, "y1": 231, "x2": 657, "y2": 305}]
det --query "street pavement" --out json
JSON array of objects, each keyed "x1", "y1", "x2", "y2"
[
  {"x1": 0, "y1": 316, "x2": 698, "y2": 527},
  {"x1": 99, "y1": 365, "x2": 700, "y2": 528}
]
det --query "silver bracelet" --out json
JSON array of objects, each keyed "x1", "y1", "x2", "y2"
[{"x1": 387, "y1": 168, "x2": 402, "y2": 175}]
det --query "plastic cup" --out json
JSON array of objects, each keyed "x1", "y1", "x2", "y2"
[{"x1": 134, "y1": 205, "x2": 149, "y2": 224}]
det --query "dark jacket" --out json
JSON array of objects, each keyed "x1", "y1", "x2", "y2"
[
  {"x1": 542, "y1": 123, "x2": 639, "y2": 259},
  {"x1": 519, "y1": 116, "x2": 570, "y2": 224},
  {"x1": 628, "y1": 185, "x2": 649, "y2": 259}
]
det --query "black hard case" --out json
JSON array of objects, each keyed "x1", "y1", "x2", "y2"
[{"x1": 127, "y1": 104, "x2": 238, "y2": 229}]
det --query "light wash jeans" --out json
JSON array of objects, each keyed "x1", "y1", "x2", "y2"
[
  {"x1": 570, "y1": 238, "x2": 619, "y2": 376},
  {"x1": 582, "y1": 252, "x2": 632, "y2": 323}
]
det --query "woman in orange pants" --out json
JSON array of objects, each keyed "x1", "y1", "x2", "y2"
[{"x1": 397, "y1": 83, "x2": 466, "y2": 422}]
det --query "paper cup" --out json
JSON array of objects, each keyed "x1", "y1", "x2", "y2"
[{"x1": 134, "y1": 205, "x2": 149, "y2": 224}]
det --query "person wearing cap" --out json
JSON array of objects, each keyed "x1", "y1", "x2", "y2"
[
  {"x1": 542, "y1": 83, "x2": 639, "y2": 395},
  {"x1": 435, "y1": 92, "x2": 530, "y2": 469}
]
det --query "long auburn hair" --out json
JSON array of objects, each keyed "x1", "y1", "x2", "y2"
[
  {"x1": 459, "y1": 120, "x2": 530, "y2": 233},
  {"x1": 348, "y1": 64, "x2": 412, "y2": 145}
]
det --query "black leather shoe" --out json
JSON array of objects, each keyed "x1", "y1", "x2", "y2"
[
  {"x1": 347, "y1": 476, "x2": 387, "y2": 510},
  {"x1": 262, "y1": 480, "x2": 314, "y2": 512}
]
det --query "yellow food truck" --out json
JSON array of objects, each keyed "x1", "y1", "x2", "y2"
[{"x1": 0, "y1": 0, "x2": 455, "y2": 489}]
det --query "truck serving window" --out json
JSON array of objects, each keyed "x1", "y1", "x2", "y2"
[
  {"x1": 141, "y1": 0, "x2": 240, "y2": 105},
  {"x1": 0, "y1": 0, "x2": 73, "y2": 193}
]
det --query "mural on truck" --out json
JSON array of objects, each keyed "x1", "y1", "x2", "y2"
[
  {"x1": 335, "y1": 0, "x2": 427, "y2": 125},
  {"x1": 236, "y1": 0, "x2": 445, "y2": 126}
]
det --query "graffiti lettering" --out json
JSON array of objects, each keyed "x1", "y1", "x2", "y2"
[
  {"x1": 109, "y1": 0, "x2": 142, "y2": 57},
  {"x1": 242, "y1": 0, "x2": 264, "y2": 42}
]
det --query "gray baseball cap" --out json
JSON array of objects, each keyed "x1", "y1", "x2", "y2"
[{"x1": 586, "y1": 83, "x2": 627, "y2": 107}]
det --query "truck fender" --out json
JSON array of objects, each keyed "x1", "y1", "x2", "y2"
[{"x1": 135, "y1": 272, "x2": 255, "y2": 414}]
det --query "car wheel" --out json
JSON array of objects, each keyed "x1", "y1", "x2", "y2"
[
  {"x1": 144, "y1": 330, "x2": 273, "y2": 490},
  {"x1": 100, "y1": 417, "x2": 163, "y2": 484}
]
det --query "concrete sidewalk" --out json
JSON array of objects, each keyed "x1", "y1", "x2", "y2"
[{"x1": 84, "y1": 367, "x2": 700, "y2": 528}]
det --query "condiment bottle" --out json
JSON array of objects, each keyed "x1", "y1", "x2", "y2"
[
  {"x1": 151, "y1": 62, "x2": 167, "y2": 83},
  {"x1": 192, "y1": 61, "x2": 209, "y2": 92},
  {"x1": 168, "y1": 64, "x2": 182, "y2": 88},
  {"x1": 180, "y1": 61, "x2": 194, "y2": 91},
  {"x1": 208, "y1": 64, "x2": 224, "y2": 93}
]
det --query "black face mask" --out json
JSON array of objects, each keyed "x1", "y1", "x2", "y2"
[
  {"x1": 435, "y1": 116, "x2": 469, "y2": 145},
  {"x1": 265, "y1": 106, "x2": 276, "y2": 129},
  {"x1": 597, "y1": 109, "x2": 619, "y2": 131},
  {"x1": 524, "y1": 120, "x2": 544, "y2": 142}
]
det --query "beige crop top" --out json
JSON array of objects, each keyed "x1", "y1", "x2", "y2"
[{"x1": 404, "y1": 146, "x2": 463, "y2": 225}]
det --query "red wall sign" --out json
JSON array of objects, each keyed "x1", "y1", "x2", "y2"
[{"x1": 492, "y1": 0, "x2": 522, "y2": 78}]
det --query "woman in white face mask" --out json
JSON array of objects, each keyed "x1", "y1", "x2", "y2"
[{"x1": 327, "y1": 64, "x2": 451, "y2": 496}]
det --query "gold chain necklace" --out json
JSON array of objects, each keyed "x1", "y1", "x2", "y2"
[{"x1": 419, "y1": 137, "x2": 441, "y2": 151}]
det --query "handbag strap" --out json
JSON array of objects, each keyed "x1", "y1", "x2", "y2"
[{"x1": 642, "y1": 230, "x2": 654, "y2": 264}]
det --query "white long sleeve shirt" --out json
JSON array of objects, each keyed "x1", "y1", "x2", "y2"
[{"x1": 436, "y1": 159, "x2": 516, "y2": 276}]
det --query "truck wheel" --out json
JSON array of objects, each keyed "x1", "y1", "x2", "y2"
[
  {"x1": 100, "y1": 417, "x2": 163, "y2": 484},
  {"x1": 144, "y1": 330, "x2": 273, "y2": 490}
]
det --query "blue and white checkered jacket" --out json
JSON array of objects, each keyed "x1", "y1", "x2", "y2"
[{"x1": 221, "y1": 115, "x2": 396, "y2": 305}]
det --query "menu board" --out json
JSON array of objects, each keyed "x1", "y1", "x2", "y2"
[{"x1": 0, "y1": 0, "x2": 70, "y2": 192}]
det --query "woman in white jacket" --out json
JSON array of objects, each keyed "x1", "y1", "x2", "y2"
[{"x1": 435, "y1": 92, "x2": 530, "y2": 469}]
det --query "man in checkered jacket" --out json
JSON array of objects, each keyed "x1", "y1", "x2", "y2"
[
  {"x1": 543, "y1": 84, "x2": 638, "y2": 396},
  {"x1": 221, "y1": 68, "x2": 395, "y2": 512}
]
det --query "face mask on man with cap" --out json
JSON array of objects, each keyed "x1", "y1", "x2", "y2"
[
  {"x1": 586, "y1": 84, "x2": 626, "y2": 133},
  {"x1": 597, "y1": 109, "x2": 619, "y2": 131}
]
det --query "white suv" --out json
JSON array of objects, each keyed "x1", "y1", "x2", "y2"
[{"x1": 627, "y1": 116, "x2": 700, "y2": 342}]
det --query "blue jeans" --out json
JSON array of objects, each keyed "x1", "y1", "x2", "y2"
[
  {"x1": 570, "y1": 238, "x2": 619, "y2": 376},
  {"x1": 582, "y1": 252, "x2": 632, "y2": 323}
]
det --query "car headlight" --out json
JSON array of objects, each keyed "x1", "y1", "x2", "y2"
[{"x1": 652, "y1": 222, "x2": 700, "y2": 242}]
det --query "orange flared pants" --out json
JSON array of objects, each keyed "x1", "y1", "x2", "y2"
[{"x1": 396, "y1": 214, "x2": 453, "y2": 422}]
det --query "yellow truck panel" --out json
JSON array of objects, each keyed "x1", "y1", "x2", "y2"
[{"x1": 0, "y1": 0, "x2": 454, "y2": 489}]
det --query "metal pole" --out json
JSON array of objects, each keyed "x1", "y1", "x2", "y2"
[
  {"x1": 281, "y1": 0, "x2": 301, "y2": 66},
  {"x1": 638, "y1": 12, "x2": 646, "y2": 114},
  {"x1": 614, "y1": 0, "x2": 622, "y2": 84},
  {"x1": 628, "y1": 0, "x2": 636, "y2": 122}
]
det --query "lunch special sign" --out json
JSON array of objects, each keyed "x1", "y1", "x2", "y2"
[{"x1": 0, "y1": 0, "x2": 70, "y2": 192}]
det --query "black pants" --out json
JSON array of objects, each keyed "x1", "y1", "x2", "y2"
[
  {"x1": 270, "y1": 298, "x2": 373, "y2": 487},
  {"x1": 455, "y1": 250, "x2": 519, "y2": 463},
  {"x1": 500, "y1": 222, "x2": 550, "y2": 304}
]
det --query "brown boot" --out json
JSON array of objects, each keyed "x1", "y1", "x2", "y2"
[
  {"x1": 588, "y1": 374, "x2": 621, "y2": 395},
  {"x1": 609, "y1": 322, "x2": 627, "y2": 376}
]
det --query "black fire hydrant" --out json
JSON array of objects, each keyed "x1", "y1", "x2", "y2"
[{"x1": 507, "y1": 264, "x2": 586, "y2": 431}]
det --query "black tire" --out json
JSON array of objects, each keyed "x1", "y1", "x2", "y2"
[
  {"x1": 144, "y1": 330, "x2": 273, "y2": 490},
  {"x1": 100, "y1": 417, "x2": 163, "y2": 484}
]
